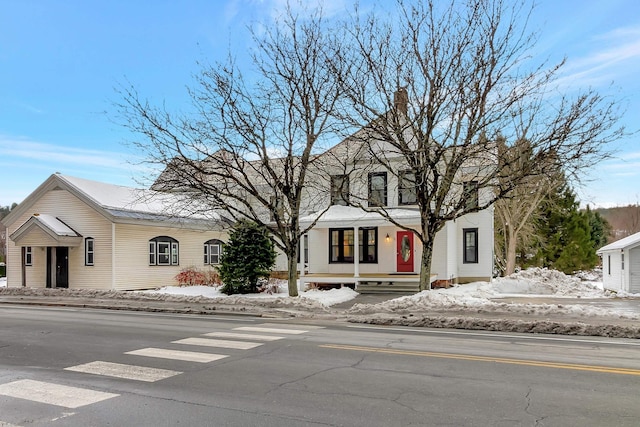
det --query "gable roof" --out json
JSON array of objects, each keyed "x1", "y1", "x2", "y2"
[
  {"x1": 2, "y1": 173, "x2": 229, "y2": 230},
  {"x1": 597, "y1": 231, "x2": 640, "y2": 253},
  {"x1": 10, "y1": 213, "x2": 82, "y2": 246}
]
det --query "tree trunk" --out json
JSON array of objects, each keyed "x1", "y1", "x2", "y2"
[
  {"x1": 287, "y1": 251, "x2": 299, "y2": 297},
  {"x1": 419, "y1": 230, "x2": 435, "y2": 291},
  {"x1": 505, "y1": 224, "x2": 518, "y2": 276}
]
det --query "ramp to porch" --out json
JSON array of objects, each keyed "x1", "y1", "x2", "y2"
[{"x1": 301, "y1": 273, "x2": 437, "y2": 294}]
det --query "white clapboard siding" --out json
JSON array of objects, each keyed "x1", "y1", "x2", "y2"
[
  {"x1": 6, "y1": 189, "x2": 113, "y2": 289},
  {"x1": 113, "y1": 223, "x2": 226, "y2": 290}
]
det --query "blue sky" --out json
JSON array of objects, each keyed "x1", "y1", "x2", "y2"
[{"x1": 1, "y1": 0, "x2": 639, "y2": 208}]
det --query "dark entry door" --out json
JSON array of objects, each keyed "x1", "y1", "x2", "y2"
[{"x1": 55, "y1": 247, "x2": 69, "y2": 288}]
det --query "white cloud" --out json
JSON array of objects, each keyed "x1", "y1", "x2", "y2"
[
  {"x1": 0, "y1": 136, "x2": 139, "y2": 171},
  {"x1": 557, "y1": 25, "x2": 640, "y2": 88}
]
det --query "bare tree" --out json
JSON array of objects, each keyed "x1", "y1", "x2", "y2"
[
  {"x1": 494, "y1": 138, "x2": 562, "y2": 275},
  {"x1": 116, "y1": 4, "x2": 346, "y2": 296},
  {"x1": 333, "y1": 0, "x2": 623, "y2": 290}
]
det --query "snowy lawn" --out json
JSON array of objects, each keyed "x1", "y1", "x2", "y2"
[
  {"x1": 144, "y1": 281, "x2": 359, "y2": 307},
  {"x1": 0, "y1": 277, "x2": 6, "y2": 288}
]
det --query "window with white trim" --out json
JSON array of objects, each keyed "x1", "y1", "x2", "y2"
[
  {"x1": 85, "y1": 237, "x2": 94, "y2": 266},
  {"x1": 204, "y1": 239, "x2": 224, "y2": 265},
  {"x1": 149, "y1": 236, "x2": 179, "y2": 266}
]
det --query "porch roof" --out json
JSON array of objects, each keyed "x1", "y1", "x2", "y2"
[
  {"x1": 300, "y1": 205, "x2": 421, "y2": 229},
  {"x1": 10, "y1": 214, "x2": 83, "y2": 247}
]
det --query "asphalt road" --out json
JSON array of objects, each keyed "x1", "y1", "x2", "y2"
[{"x1": 1, "y1": 306, "x2": 639, "y2": 426}]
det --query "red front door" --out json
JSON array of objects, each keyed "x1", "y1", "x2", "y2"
[{"x1": 396, "y1": 231, "x2": 414, "y2": 273}]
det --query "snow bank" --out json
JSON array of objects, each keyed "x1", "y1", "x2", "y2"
[
  {"x1": 0, "y1": 277, "x2": 6, "y2": 288},
  {"x1": 347, "y1": 268, "x2": 639, "y2": 320}
]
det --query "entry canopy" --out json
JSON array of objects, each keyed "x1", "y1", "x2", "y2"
[{"x1": 10, "y1": 214, "x2": 82, "y2": 247}]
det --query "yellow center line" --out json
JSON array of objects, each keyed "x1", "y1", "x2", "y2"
[{"x1": 319, "y1": 344, "x2": 640, "y2": 376}]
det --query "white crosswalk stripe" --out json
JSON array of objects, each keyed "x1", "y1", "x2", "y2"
[
  {"x1": 0, "y1": 421, "x2": 22, "y2": 427},
  {"x1": 233, "y1": 326, "x2": 309, "y2": 335},
  {"x1": 173, "y1": 337, "x2": 263, "y2": 349},
  {"x1": 64, "y1": 361, "x2": 181, "y2": 382},
  {"x1": 259, "y1": 323, "x2": 325, "y2": 330},
  {"x1": 203, "y1": 331, "x2": 284, "y2": 341},
  {"x1": 0, "y1": 379, "x2": 118, "y2": 409},
  {"x1": 125, "y1": 347, "x2": 228, "y2": 363}
]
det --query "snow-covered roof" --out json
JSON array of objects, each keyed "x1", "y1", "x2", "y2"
[
  {"x1": 31, "y1": 214, "x2": 78, "y2": 236},
  {"x1": 300, "y1": 205, "x2": 421, "y2": 228},
  {"x1": 1, "y1": 173, "x2": 228, "y2": 230},
  {"x1": 10, "y1": 213, "x2": 82, "y2": 246},
  {"x1": 59, "y1": 175, "x2": 221, "y2": 222},
  {"x1": 597, "y1": 231, "x2": 640, "y2": 253}
]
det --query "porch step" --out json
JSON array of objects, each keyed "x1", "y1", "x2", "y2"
[{"x1": 356, "y1": 281, "x2": 420, "y2": 294}]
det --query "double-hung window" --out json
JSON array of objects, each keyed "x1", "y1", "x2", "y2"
[
  {"x1": 204, "y1": 239, "x2": 224, "y2": 265},
  {"x1": 463, "y1": 181, "x2": 479, "y2": 210},
  {"x1": 398, "y1": 170, "x2": 417, "y2": 205},
  {"x1": 329, "y1": 227, "x2": 378, "y2": 263},
  {"x1": 330, "y1": 175, "x2": 349, "y2": 206},
  {"x1": 330, "y1": 228, "x2": 354, "y2": 262},
  {"x1": 368, "y1": 172, "x2": 387, "y2": 207},
  {"x1": 463, "y1": 228, "x2": 478, "y2": 264},
  {"x1": 85, "y1": 237, "x2": 94, "y2": 266},
  {"x1": 149, "y1": 236, "x2": 179, "y2": 266},
  {"x1": 359, "y1": 227, "x2": 378, "y2": 263}
]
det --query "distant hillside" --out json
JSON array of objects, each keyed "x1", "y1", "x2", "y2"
[{"x1": 595, "y1": 204, "x2": 640, "y2": 242}]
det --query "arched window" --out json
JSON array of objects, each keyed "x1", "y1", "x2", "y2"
[
  {"x1": 149, "y1": 236, "x2": 179, "y2": 266},
  {"x1": 204, "y1": 239, "x2": 224, "y2": 265}
]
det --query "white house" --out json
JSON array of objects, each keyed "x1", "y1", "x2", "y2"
[
  {"x1": 597, "y1": 231, "x2": 640, "y2": 294},
  {"x1": 295, "y1": 160, "x2": 494, "y2": 292},
  {"x1": 1, "y1": 173, "x2": 228, "y2": 290}
]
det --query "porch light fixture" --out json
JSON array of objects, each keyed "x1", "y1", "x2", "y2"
[{"x1": 385, "y1": 233, "x2": 390, "y2": 242}]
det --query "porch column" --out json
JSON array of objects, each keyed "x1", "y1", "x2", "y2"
[{"x1": 353, "y1": 226, "x2": 360, "y2": 278}]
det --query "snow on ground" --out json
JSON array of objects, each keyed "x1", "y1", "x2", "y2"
[
  {"x1": 1, "y1": 268, "x2": 638, "y2": 321},
  {"x1": 138, "y1": 267, "x2": 639, "y2": 319},
  {"x1": 347, "y1": 267, "x2": 640, "y2": 319},
  {"x1": 0, "y1": 277, "x2": 6, "y2": 288},
  {"x1": 144, "y1": 280, "x2": 359, "y2": 307}
]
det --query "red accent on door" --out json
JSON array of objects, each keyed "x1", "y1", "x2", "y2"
[{"x1": 396, "y1": 231, "x2": 414, "y2": 273}]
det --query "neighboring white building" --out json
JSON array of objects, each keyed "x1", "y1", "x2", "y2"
[
  {"x1": 597, "y1": 231, "x2": 640, "y2": 293},
  {"x1": 1, "y1": 174, "x2": 228, "y2": 290}
]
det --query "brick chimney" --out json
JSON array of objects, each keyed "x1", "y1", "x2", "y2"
[{"x1": 394, "y1": 87, "x2": 408, "y2": 115}]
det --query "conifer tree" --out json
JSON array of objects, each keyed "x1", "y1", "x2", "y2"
[
  {"x1": 218, "y1": 220, "x2": 277, "y2": 295},
  {"x1": 531, "y1": 184, "x2": 599, "y2": 273}
]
